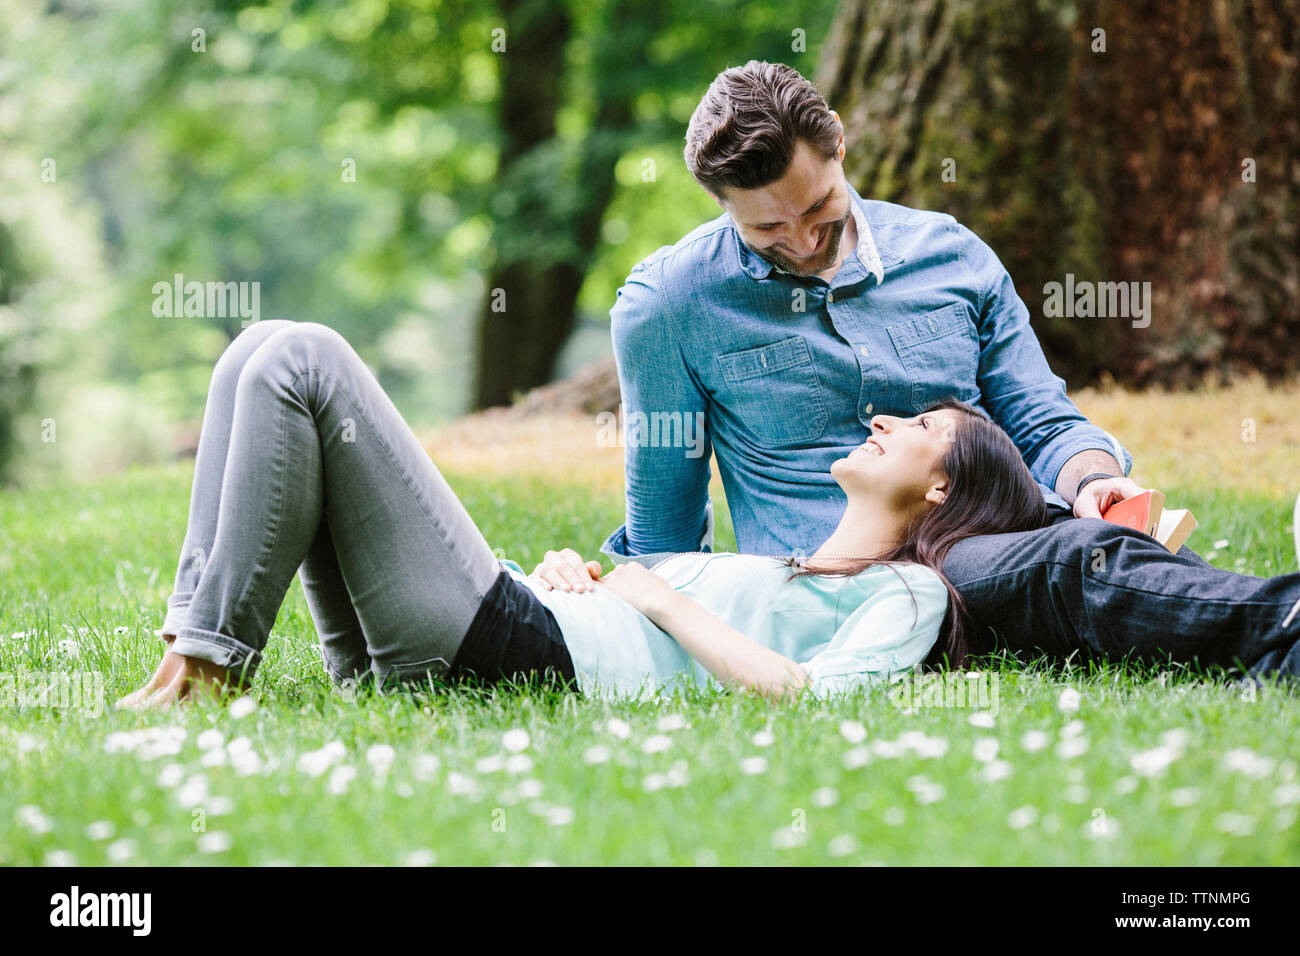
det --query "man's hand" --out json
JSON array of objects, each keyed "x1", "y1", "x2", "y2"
[
  {"x1": 1072, "y1": 476, "x2": 1147, "y2": 520},
  {"x1": 596, "y1": 562, "x2": 676, "y2": 619},
  {"x1": 530, "y1": 548, "x2": 603, "y2": 593}
]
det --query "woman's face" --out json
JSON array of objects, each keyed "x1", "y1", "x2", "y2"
[{"x1": 831, "y1": 409, "x2": 960, "y2": 510}]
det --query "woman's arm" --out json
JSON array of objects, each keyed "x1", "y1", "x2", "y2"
[{"x1": 597, "y1": 563, "x2": 808, "y2": 701}]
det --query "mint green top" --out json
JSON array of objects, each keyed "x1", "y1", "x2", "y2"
[{"x1": 497, "y1": 553, "x2": 948, "y2": 701}]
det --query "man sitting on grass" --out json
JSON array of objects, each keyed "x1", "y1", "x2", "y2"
[{"x1": 598, "y1": 60, "x2": 1300, "y2": 680}]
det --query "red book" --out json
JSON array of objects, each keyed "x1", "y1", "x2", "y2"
[
  {"x1": 1102, "y1": 489, "x2": 1196, "y2": 553},
  {"x1": 1102, "y1": 490, "x2": 1162, "y2": 535}
]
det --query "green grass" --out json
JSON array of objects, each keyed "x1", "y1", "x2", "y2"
[{"x1": 1, "y1": 462, "x2": 1298, "y2": 865}]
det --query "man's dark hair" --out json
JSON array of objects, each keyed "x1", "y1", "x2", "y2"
[{"x1": 684, "y1": 60, "x2": 843, "y2": 196}]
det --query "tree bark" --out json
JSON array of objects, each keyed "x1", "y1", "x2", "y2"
[
  {"x1": 473, "y1": 0, "x2": 574, "y2": 410},
  {"x1": 472, "y1": 0, "x2": 636, "y2": 410},
  {"x1": 0, "y1": 221, "x2": 36, "y2": 483},
  {"x1": 818, "y1": 0, "x2": 1298, "y2": 387}
]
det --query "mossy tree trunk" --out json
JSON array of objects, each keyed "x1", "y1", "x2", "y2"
[{"x1": 817, "y1": 0, "x2": 1298, "y2": 387}]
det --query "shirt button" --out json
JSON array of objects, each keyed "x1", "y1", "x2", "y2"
[
  {"x1": 827, "y1": 291, "x2": 835, "y2": 304},
  {"x1": 864, "y1": 403, "x2": 874, "y2": 415},
  {"x1": 858, "y1": 345, "x2": 869, "y2": 358}
]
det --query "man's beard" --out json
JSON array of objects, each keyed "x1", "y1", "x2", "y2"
[{"x1": 749, "y1": 210, "x2": 851, "y2": 277}]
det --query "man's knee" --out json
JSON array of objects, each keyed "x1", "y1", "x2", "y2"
[{"x1": 1063, "y1": 517, "x2": 1167, "y2": 574}]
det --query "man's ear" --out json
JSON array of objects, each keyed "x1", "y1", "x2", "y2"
[{"x1": 829, "y1": 109, "x2": 846, "y2": 160}]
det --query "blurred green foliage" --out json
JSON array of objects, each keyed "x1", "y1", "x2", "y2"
[{"x1": 0, "y1": 0, "x2": 838, "y2": 484}]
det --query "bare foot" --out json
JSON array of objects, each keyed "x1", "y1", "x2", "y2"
[
  {"x1": 137, "y1": 654, "x2": 243, "y2": 710},
  {"x1": 115, "y1": 636, "x2": 182, "y2": 710}
]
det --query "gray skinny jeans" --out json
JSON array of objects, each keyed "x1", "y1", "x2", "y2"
[{"x1": 160, "y1": 320, "x2": 503, "y2": 690}]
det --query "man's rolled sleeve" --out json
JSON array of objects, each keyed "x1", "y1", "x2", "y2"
[
  {"x1": 600, "y1": 256, "x2": 714, "y2": 564},
  {"x1": 599, "y1": 499, "x2": 715, "y2": 567},
  {"x1": 1031, "y1": 427, "x2": 1134, "y2": 493},
  {"x1": 955, "y1": 222, "x2": 1135, "y2": 491}
]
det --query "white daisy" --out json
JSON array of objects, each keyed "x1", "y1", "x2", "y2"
[
  {"x1": 811, "y1": 786, "x2": 839, "y2": 808},
  {"x1": 1057, "y1": 688, "x2": 1082, "y2": 713},
  {"x1": 1020, "y1": 730, "x2": 1049, "y2": 752},
  {"x1": 366, "y1": 744, "x2": 396, "y2": 774},
  {"x1": 545, "y1": 806, "x2": 574, "y2": 826},
  {"x1": 197, "y1": 831, "x2": 232, "y2": 853},
  {"x1": 838, "y1": 720, "x2": 867, "y2": 744},
  {"x1": 1130, "y1": 745, "x2": 1181, "y2": 778},
  {"x1": 1056, "y1": 737, "x2": 1090, "y2": 760},
  {"x1": 841, "y1": 746, "x2": 871, "y2": 769},
  {"x1": 740, "y1": 756, "x2": 768, "y2": 775},
  {"x1": 85, "y1": 820, "x2": 115, "y2": 841},
  {"x1": 641, "y1": 735, "x2": 671, "y2": 754},
  {"x1": 16, "y1": 805, "x2": 52, "y2": 834},
  {"x1": 502, "y1": 728, "x2": 530, "y2": 752},
  {"x1": 972, "y1": 738, "x2": 1000, "y2": 763},
  {"x1": 1215, "y1": 812, "x2": 1255, "y2": 836},
  {"x1": 827, "y1": 834, "x2": 859, "y2": 857},
  {"x1": 1007, "y1": 805, "x2": 1038, "y2": 830},
  {"x1": 327, "y1": 765, "x2": 357, "y2": 796},
  {"x1": 106, "y1": 839, "x2": 137, "y2": 862},
  {"x1": 505, "y1": 754, "x2": 533, "y2": 775},
  {"x1": 980, "y1": 759, "x2": 1013, "y2": 782}
]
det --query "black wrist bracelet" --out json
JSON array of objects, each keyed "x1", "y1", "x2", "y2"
[{"x1": 1075, "y1": 472, "x2": 1117, "y2": 497}]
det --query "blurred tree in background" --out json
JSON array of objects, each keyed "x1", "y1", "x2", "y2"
[
  {"x1": 819, "y1": 0, "x2": 1298, "y2": 387},
  {"x1": 0, "y1": 0, "x2": 837, "y2": 482},
  {"x1": 0, "y1": 223, "x2": 33, "y2": 482},
  {"x1": 473, "y1": 0, "x2": 852, "y2": 407}
]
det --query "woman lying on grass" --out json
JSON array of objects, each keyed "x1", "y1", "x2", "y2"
[{"x1": 116, "y1": 320, "x2": 1047, "y2": 710}]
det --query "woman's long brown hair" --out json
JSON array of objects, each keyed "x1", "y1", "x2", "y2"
[{"x1": 782, "y1": 397, "x2": 1049, "y2": 668}]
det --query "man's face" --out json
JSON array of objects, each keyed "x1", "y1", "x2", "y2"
[{"x1": 714, "y1": 135, "x2": 852, "y2": 278}]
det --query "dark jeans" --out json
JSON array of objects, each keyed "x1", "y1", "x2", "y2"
[{"x1": 942, "y1": 505, "x2": 1300, "y2": 678}]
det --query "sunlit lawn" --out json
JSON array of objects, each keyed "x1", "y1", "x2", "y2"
[{"x1": 1, "y1": 380, "x2": 1299, "y2": 865}]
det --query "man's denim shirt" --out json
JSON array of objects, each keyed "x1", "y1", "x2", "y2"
[{"x1": 599, "y1": 184, "x2": 1132, "y2": 565}]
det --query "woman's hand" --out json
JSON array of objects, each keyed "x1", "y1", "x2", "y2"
[
  {"x1": 530, "y1": 548, "x2": 603, "y2": 593},
  {"x1": 596, "y1": 562, "x2": 676, "y2": 619}
]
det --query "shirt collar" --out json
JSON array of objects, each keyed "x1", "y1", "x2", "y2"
[{"x1": 735, "y1": 182, "x2": 885, "y2": 287}]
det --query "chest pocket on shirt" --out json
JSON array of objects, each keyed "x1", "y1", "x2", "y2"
[
  {"x1": 886, "y1": 305, "x2": 980, "y2": 413},
  {"x1": 716, "y1": 336, "x2": 829, "y2": 446}
]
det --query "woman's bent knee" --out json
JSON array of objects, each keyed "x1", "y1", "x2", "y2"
[
  {"x1": 234, "y1": 320, "x2": 356, "y2": 390},
  {"x1": 210, "y1": 319, "x2": 295, "y2": 391}
]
